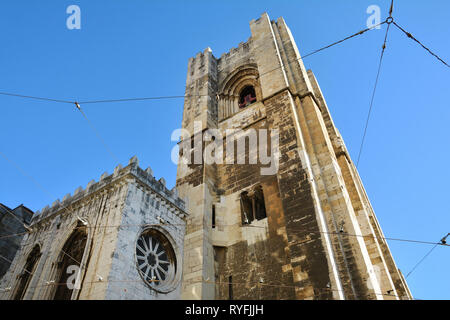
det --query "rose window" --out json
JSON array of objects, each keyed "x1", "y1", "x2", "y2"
[{"x1": 135, "y1": 228, "x2": 177, "y2": 291}]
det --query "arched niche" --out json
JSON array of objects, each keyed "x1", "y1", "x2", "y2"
[{"x1": 218, "y1": 65, "x2": 263, "y2": 121}]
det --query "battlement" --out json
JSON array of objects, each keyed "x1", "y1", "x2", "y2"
[
  {"x1": 187, "y1": 38, "x2": 253, "y2": 66},
  {"x1": 30, "y1": 156, "x2": 186, "y2": 224},
  {"x1": 218, "y1": 38, "x2": 252, "y2": 62}
]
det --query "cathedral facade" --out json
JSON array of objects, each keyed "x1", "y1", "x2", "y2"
[
  {"x1": 0, "y1": 157, "x2": 186, "y2": 300},
  {"x1": 0, "y1": 13, "x2": 411, "y2": 300}
]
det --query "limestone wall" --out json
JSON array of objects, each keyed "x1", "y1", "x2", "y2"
[
  {"x1": 0, "y1": 156, "x2": 186, "y2": 300},
  {"x1": 0, "y1": 204, "x2": 33, "y2": 280},
  {"x1": 177, "y1": 13, "x2": 411, "y2": 300}
]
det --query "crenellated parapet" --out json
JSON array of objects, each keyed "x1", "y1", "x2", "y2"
[
  {"x1": 218, "y1": 39, "x2": 253, "y2": 66},
  {"x1": 30, "y1": 156, "x2": 186, "y2": 225},
  {"x1": 1, "y1": 156, "x2": 187, "y2": 300}
]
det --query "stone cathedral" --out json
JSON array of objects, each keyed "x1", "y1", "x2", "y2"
[
  {"x1": 175, "y1": 13, "x2": 412, "y2": 300},
  {"x1": 0, "y1": 13, "x2": 411, "y2": 300}
]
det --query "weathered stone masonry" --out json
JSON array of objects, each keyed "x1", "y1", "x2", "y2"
[
  {"x1": 0, "y1": 204, "x2": 33, "y2": 280},
  {"x1": 176, "y1": 13, "x2": 412, "y2": 300},
  {"x1": 0, "y1": 156, "x2": 187, "y2": 300},
  {"x1": 0, "y1": 12, "x2": 412, "y2": 301}
]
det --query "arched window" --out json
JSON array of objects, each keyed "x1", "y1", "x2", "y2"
[
  {"x1": 52, "y1": 224, "x2": 88, "y2": 300},
  {"x1": 218, "y1": 65, "x2": 261, "y2": 120},
  {"x1": 135, "y1": 228, "x2": 178, "y2": 293},
  {"x1": 13, "y1": 245, "x2": 41, "y2": 300},
  {"x1": 239, "y1": 86, "x2": 257, "y2": 108}
]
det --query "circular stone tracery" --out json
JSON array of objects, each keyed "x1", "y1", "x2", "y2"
[{"x1": 135, "y1": 228, "x2": 177, "y2": 291}]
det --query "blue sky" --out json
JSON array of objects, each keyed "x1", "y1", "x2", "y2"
[{"x1": 0, "y1": 1, "x2": 449, "y2": 299}]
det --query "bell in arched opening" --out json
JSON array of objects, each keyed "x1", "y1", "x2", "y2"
[{"x1": 238, "y1": 86, "x2": 257, "y2": 108}]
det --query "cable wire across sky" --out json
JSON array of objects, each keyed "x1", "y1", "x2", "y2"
[
  {"x1": 1, "y1": 1, "x2": 450, "y2": 295},
  {"x1": 3, "y1": 10, "x2": 448, "y2": 107},
  {"x1": 356, "y1": 18, "x2": 393, "y2": 168}
]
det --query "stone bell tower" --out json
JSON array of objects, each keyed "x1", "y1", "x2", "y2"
[{"x1": 176, "y1": 13, "x2": 412, "y2": 300}]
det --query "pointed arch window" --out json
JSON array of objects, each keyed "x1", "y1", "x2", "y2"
[
  {"x1": 52, "y1": 224, "x2": 88, "y2": 300},
  {"x1": 13, "y1": 245, "x2": 41, "y2": 300}
]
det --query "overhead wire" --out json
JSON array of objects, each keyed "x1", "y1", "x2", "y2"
[
  {"x1": 0, "y1": 250, "x2": 417, "y2": 300},
  {"x1": 404, "y1": 244, "x2": 438, "y2": 280},
  {"x1": 74, "y1": 102, "x2": 119, "y2": 162},
  {"x1": 202, "y1": 279, "x2": 412, "y2": 300},
  {"x1": 1, "y1": 216, "x2": 447, "y2": 249},
  {"x1": 0, "y1": 91, "x2": 73, "y2": 104},
  {"x1": 0, "y1": 151, "x2": 54, "y2": 200},
  {"x1": 1, "y1": 1, "x2": 449, "y2": 296},
  {"x1": 392, "y1": 21, "x2": 450, "y2": 68},
  {"x1": 0, "y1": 150, "x2": 447, "y2": 249},
  {"x1": 0, "y1": 20, "x2": 387, "y2": 106},
  {"x1": 243, "y1": 20, "x2": 387, "y2": 81},
  {"x1": 404, "y1": 233, "x2": 449, "y2": 279},
  {"x1": 356, "y1": 17, "x2": 393, "y2": 168},
  {"x1": 78, "y1": 94, "x2": 206, "y2": 105}
]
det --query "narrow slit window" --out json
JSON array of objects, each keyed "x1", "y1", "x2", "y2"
[{"x1": 212, "y1": 205, "x2": 216, "y2": 228}]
